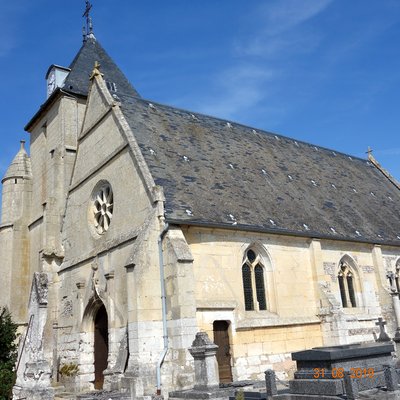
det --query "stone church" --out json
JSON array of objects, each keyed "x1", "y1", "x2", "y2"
[{"x1": 2, "y1": 18, "x2": 400, "y2": 400}]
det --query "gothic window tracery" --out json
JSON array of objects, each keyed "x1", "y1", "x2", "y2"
[
  {"x1": 242, "y1": 248, "x2": 267, "y2": 311},
  {"x1": 92, "y1": 183, "x2": 113, "y2": 234},
  {"x1": 338, "y1": 261, "x2": 357, "y2": 308}
]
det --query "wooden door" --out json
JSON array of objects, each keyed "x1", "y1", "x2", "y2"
[
  {"x1": 94, "y1": 304, "x2": 109, "y2": 389},
  {"x1": 213, "y1": 321, "x2": 233, "y2": 383}
]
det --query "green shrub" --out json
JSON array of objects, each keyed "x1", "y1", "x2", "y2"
[
  {"x1": 0, "y1": 308, "x2": 18, "y2": 400},
  {"x1": 59, "y1": 362, "x2": 79, "y2": 377}
]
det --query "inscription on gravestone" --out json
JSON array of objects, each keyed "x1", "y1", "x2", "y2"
[{"x1": 348, "y1": 328, "x2": 375, "y2": 336}]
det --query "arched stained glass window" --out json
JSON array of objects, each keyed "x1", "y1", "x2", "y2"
[
  {"x1": 338, "y1": 261, "x2": 357, "y2": 308},
  {"x1": 338, "y1": 272, "x2": 347, "y2": 308},
  {"x1": 242, "y1": 248, "x2": 268, "y2": 311},
  {"x1": 242, "y1": 265, "x2": 254, "y2": 311},
  {"x1": 347, "y1": 273, "x2": 356, "y2": 307},
  {"x1": 255, "y1": 265, "x2": 266, "y2": 310}
]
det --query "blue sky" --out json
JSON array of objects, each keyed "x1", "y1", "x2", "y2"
[{"x1": 1, "y1": 0, "x2": 400, "y2": 187}]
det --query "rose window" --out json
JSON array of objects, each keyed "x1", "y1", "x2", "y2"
[{"x1": 93, "y1": 184, "x2": 113, "y2": 234}]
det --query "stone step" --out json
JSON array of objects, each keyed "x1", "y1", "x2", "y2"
[
  {"x1": 54, "y1": 394, "x2": 77, "y2": 400},
  {"x1": 76, "y1": 390, "x2": 131, "y2": 400}
]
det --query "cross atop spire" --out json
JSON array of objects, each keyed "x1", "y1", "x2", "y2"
[{"x1": 82, "y1": 1, "x2": 95, "y2": 42}]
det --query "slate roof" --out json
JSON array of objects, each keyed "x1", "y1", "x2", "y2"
[
  {"x1": 63, "y1": 37, "x2": 140, "y2": 98},
  {"x1": 25, "y1": 37, "x2": 139, "y2": 130},
  {"x1": 118, "y1": 92, "x2": 400, "y2": 246}
]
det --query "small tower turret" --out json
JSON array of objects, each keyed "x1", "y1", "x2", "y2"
[
  {"x1": 0, "y1": 140, "x2": 33, "y2": 321},
  {"x1": 1, "y1": 140, "x2": 32, "y2": 224}
]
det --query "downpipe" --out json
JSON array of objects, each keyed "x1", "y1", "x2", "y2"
[{"x1": 156, "y1": 223, "x2": 169, "y2": 395}]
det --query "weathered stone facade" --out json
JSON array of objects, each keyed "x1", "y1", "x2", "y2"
[{"x1": 1, "y1": 33, "x2": 400, "y2": 400}]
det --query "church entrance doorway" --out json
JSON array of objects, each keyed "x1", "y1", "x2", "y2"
[
  {"x1": 213, "y1": 320, "x2": 232, "y2": 383},
  {"x1": 94, "y1": 304, "x2": 108, "y2": 389}
]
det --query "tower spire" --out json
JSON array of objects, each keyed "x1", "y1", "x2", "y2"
[{"x1": 82, "y1": 1, "x2": 95, "y2": 42}]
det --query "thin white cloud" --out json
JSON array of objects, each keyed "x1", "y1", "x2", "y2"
[
  {"x1": 236, "y1": 30, "x2": 322, "y2": 58},
  {"x1": 0, "y1": 3, "x2": 28, "y2": 57},
  {"x1": 192, "y1": 1, "x2": 333, "y2": 121},
  {"x1": 195, "y1": 65, "x2": 276, "y2": 119},
  {"x1": 260, "y1": 0, "x2": 333, "y2": 36},
  {"x1": 235, "y1": 0, "x2": 332, "y2": 57}
]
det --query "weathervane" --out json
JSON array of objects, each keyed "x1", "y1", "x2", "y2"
[{"x1": 82, "y1": 0, "x2": 94, "y2": 41}]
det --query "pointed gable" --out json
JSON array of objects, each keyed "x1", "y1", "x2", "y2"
[{"x1": 62, "y1": 37, "x2": 140, "y2": 98}]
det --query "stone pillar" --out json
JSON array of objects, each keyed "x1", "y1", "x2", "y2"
[
  {"x1": 372, "y1": 245, "x2": 392, "y2": 311},
  {"x1": 123, "y1": 262, "x2": 145, "y2": 399},
  {"x1": 343, "y1": 371, "x2": 359, "y2": 400},
  {"x1": 387, "y1": 274, "x2": 400, "y2": 335},
  {"x1": 309, "y1": 239, "x2": 323, "y2": 309},
  {"x1": 52, "y1": 321, "x2": 59, "y2": 384},
  {"x1": 391, "y1": 292, "x2": 400, "y2": 341},
  {"x1": 384, "y1": 364, "x2": 398, "y2": 391},
  {"x1": 265, "y1": 369, "x2": 277, "y2": 397},
  {"x1": 188, "y1": 332, "x2": 219, "y2": 391},
  {"x1": 13, "y1": 273, "x2": 54, "y2": 400}
]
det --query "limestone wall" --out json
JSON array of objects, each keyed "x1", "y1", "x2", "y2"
[
  {"x1": 0, "y1": 224, "x2": 13, "y2": 309},
  {"x1": 183, "y1": 227, "x2": 398, "y2": 381},
  {"x1": 1, "y1": 177, "x2": 32, "y2": 223},
  {"x1": 56, "y1": 78, "x2": 166, "y2": 392}
]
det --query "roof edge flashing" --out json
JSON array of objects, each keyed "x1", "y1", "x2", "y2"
[
  {"x1": 166, "y1": 218, "x2": 400, "y2": 247},
  {"x1": 368, "y1": 152, "x2": 400, "y2": 191}
]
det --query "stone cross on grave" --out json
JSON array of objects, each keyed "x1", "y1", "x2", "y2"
[{"x1": 376, "y1": 317, "x2": 391, "y2": 342}]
